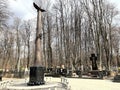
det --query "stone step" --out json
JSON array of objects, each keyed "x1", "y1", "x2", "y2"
[{"x1": 6, "y1": 82, "x2": 65, "y2": 90}]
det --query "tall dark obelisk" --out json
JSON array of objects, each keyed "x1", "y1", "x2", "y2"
[
  {"x1": 28, "y1": 2, "x2": 45, "y2": 86},
  {"x1": 33, "y1": 2, "x2": 45, "y2": 66}
]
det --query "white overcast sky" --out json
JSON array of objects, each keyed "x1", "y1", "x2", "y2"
[
  {"x1": 8, "y1": 0, "x2": 36, "y2": 20},
  {"x1": 8, "y1": 0, "x2": 120, "y2": 20}
]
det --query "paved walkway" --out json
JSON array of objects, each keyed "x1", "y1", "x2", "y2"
[{"x1": 67, "y1": 78, "x2": 120, "y2": 90}]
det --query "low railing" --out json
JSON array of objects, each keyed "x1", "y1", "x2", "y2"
[{"x1": 0, "y1": 80, "x2": 13, "y2": 89}]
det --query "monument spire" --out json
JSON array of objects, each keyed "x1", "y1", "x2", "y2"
[{"x1": 33, "y1": 2, "x2": 45, "y2": 66}]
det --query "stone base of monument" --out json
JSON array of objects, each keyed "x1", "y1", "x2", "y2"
[
  {"x1": 88, "y1": 70, "x2": 110, "y2": 79},
  {"x1": 88, "y1": 70, "x2": 104, "y2": 79},
  {"x1": 113, "y1": 75, "x2": 120, "y2": 82},
  {"x1": 27, "y1": 66, "x2": 45, "y2": 86}
]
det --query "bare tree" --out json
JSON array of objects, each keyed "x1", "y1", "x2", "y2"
[
  {"x1": 22, "y1": 20, "x2": 33, "y2": 68},
  {"x1": 0, "y1": 0, "x2": 9, "y2": 30},
  {"x1": 13, "y1": 17, "x2": 22, "y2": 72}
]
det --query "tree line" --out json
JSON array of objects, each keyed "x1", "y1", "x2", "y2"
[{"x1": 0, "y1": 0, "x2": 120, "y2": 72}]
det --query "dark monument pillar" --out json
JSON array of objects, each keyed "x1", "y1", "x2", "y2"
[
  {"x1": 28, "y1": 3, "x2": 45, "y2": 86},
  {"x1": 90, "y1": 53, "x2": 98, "y2": 70}
]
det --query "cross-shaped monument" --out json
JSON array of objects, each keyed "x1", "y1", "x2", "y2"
[
  {"x1": 90, "y1": 53, "x2": 98, "y2": 70},
  {"x1": 28, "y1": 2, "x2": 45, "y2": 86}
]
